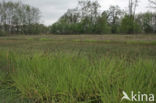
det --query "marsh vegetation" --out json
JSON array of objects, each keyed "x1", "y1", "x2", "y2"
[{"x1": 0, "y1": 35, "x2": 156, "y2": 103}]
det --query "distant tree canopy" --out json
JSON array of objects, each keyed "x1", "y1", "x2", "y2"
[
  {"x1": 0, "y1": 1, "x2": 48, "y2": 35},
  {"x1": 0, "y1": 0, "x2": 156, "y2": 35},
  {"x1": 50, "y1": 0, "x2": 103, "y2": 34},
  {"x1": 50, "y1": 0, "x2": 156, "y2": 34}
]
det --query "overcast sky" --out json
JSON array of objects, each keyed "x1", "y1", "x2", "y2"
[{"x1": 4, "y1": 0, "x2": 152, "y2": 25}]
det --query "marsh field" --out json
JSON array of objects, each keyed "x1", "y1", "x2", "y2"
[{"x1": 0, "y1": 34, "x2": 156, "y2": 103}]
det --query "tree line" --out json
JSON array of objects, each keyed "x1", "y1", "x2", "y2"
[
  {"x1": 50, "y1": 0, "x2": 156, "y2": 34},
  {"x1": 0, "y1": 1, "x2": 48, "y2": 35},
  {"x1": 0, "y1": 0, "x2": 156, "y2": 35}
]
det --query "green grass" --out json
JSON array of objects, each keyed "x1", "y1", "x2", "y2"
[
  {"x1": 40, "y1": 38, "x2": 51, "y2": 41},
  {"x1": 0, "y1": 51, "x2": 155, "y2": 103},
  {"x1": 0, "y1": 35, "x2": 156, "y2": 103}
]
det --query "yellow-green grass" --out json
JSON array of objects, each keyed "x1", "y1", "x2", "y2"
[
  {"x1": 0, "y1": 51, "x2": 156, "y2": 103},
  {"x1": 0, "y1": 35, "x2": 156, "y2": 103}
]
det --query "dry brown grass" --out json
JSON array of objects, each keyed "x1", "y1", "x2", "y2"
[{"x1": 0, "y1": 34, "x2": 156, "y2": 41}]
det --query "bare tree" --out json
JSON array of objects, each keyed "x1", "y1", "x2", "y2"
[
  {"x1": 128, "y1": 0, "x2": 138, "y2": 16},
  {"x1": 0, "y1": 1, "x2": 41, "y2": 34},
  {"x1": 78, "y1": 0, "x2": 100, "y2": 23},
  {"x1": 149, "y1": 0, "x2": 156, "y2": 8},
  {"x1": 107, "y1": 5, "x2": 124, "y2": 24}
]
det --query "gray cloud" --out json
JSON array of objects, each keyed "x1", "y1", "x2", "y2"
[{"x1": 3, "y1": 0, "x2": 151, "y2": 25}]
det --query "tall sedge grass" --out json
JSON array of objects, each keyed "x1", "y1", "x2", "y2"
[{"x1": 0, "y1": 51, "x2": 155, "y2": 103}]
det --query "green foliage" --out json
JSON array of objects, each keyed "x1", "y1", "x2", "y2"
[
  {"x1": 49, "y1": 1, "x2": 156, "y2": 35},
  {"x1": 0, "y1": 51, "x2": 155, "y2": 103},
  {"x1": 22, "y1": 24, "x2": 48, "y2": 35},
  {"x1": 143, "y1": 12, "x2": 154, "y2": 33},
  {"x1": 0, "y1": 0, "x2": 156, "y2": 35},
  {"x1": 120, "y1": 15, "x2": 142, "y2": 34},
  {"x1": 0, "y1": 29, "x2": 6, "y2": 36},
  {"x1": 95, "y1": 15, "x2": 111, "y2": 34},
  {"x1": 0, "y1": 35, "x2": 156, "y2": 102},
  {"x1": 50, "y1": 10, "x2": 111, "y2": 34},
  {"x1": 0, "y1": 1, "x2": 48, "y2": 35}
]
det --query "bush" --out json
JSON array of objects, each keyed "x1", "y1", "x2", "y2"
[
  {"x1": 0, "y1": 30, "x2": 6, "y2": 36},
  {"x1": 120, "y1": 15, "x2": 142, "y2": 34}
]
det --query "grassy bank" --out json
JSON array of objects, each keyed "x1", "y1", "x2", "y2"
[{"x1": 0, "y1": 51, "x2": 155, "y2": 103}]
